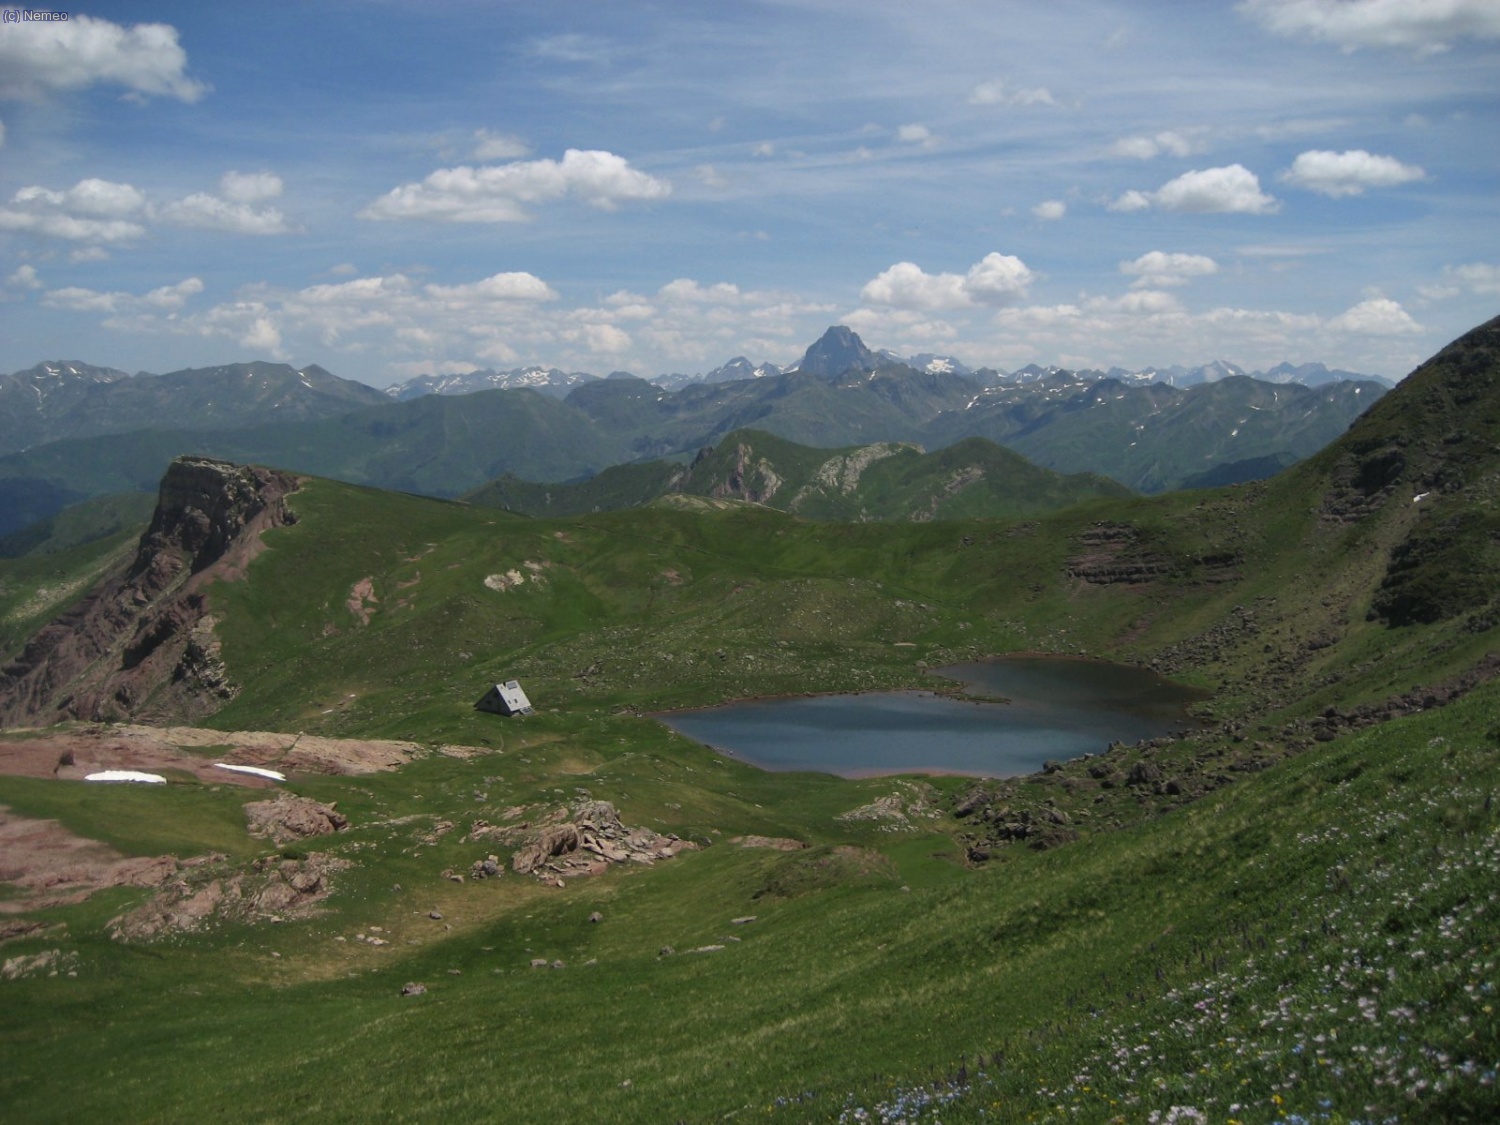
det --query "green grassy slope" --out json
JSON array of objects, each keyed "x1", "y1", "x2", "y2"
[
  {"x1": 1, "y1": 682, "x2": 1493, "y2": 1123},
  {"x1": 0, "y1": 319, "x2": 1496, "y2": 1123}
]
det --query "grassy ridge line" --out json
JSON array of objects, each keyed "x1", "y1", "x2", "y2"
[{"x1": 462, "y1": 429, "x2": 1132, "y2": 523}]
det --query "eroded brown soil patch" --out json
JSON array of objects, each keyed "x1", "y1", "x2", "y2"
[
  {"x1": 0, "y1": 723, "x2": 491, "y2": 784},
  {"x1": 0, "y1": 804, "x2": 189, "y2": 915}
]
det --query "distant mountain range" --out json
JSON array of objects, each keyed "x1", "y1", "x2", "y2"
[
  {"x1": 0, "y1": 359, "x2": 388, "y2": 455},
  {"x1": 0, "y1": 327, "x2": 1391, "y2": 537},
  {"x1": 371, "y1": 330, "x2": 1389, "y2": 399}
]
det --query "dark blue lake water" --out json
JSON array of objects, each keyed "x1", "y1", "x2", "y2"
[{"x1": 656, "y1": 656, "x2": 1206, "y2": 778}]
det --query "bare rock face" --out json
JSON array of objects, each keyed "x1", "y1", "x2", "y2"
[
  {"x1": 0, "y1": 456, "x2": 299, "y2": 725},
  {"x1": 244, "y1": 794, "x2": 348, "y2": 845}
]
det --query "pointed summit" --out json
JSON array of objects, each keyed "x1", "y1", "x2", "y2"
[{"x1": 793, "y1": 326, "x2": 879, "y2": 377}]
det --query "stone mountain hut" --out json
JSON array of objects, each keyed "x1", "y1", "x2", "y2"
[{"x1": 476, "y1": 679, "x2": 534, "y2": 716}]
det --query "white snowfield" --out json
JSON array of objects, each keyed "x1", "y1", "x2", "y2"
[
  {"x1": 84, "y1": 770, "x2": 167, "y2": 784},
  {"x1": 213, "y1": 763, "x2": 287, "y2": 781}
]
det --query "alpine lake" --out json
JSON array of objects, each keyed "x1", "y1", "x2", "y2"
[{"x1": 656, "y1": 655, "x2": 1209, "y2": 778}]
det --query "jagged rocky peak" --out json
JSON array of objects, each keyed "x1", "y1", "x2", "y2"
[
  {"x1": 140, "y1": 456, "x2": 300, "y2": 577},
  {"x1": 794, "y1": 325, "x2": 880, "y2": 377}
]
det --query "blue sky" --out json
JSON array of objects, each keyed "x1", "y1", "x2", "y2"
[{"x1": 0, "y1": 0, "x2": 1496, "y2": 385}]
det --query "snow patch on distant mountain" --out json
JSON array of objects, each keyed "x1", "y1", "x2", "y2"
[{"x1": 385, "y1": 366, "x2": 598, "y2": 401}]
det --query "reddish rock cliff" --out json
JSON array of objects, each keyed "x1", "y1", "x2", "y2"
[{"x1": 0, "y1": 457, "x2": 300, "y2": 726}]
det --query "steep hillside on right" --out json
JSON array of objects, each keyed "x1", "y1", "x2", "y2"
[{"x1": 1297, "y1": 312, "x2": 1500, "y2": 627}]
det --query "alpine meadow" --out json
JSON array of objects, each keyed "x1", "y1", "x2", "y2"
[
  {"x1": 2, "y1": 4, "x2": 1499, "y2": 1124},
  {"x1": 0, "y1": 315, "x2": 1494, "y2": 1122}
]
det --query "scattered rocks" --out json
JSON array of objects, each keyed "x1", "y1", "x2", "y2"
[
  {"x1": 108, "y1": 852, "x2": 349, "y2": 942},
  {"x1": 730, "y1": 915, "x2": 757, "y2": 925},
  {"x1": 469, "y1": 855, "x2": 502, "y2": 880},
  {"x1": 588, "y1": 911, "x2": 604, "y2": 924},
  {"x1": 2, "y1": 948, "x2": 79, "y2": 981},
  {"x1": 837, "y1": 783, "x2": 942, "y2": 829},
  {"x1": 400, "y1": 982, "x2": 426, "y2": 996}
]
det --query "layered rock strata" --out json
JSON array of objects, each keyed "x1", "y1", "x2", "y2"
[{"x1": 0, "y1": 456, "x2": 299, "y2": 725}]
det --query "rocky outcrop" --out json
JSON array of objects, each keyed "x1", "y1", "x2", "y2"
[
  {"x1": 1066, "y1": 522, "x2": 1172, "y2": 586},
  {"x1": 0, "y1": 456, "x2": 299, "y2": 725},
  {"x1": 243, "y1": 794, "x2": 349, "y2": 845},
  {"x1": 467, "y1": 800, "x2": 697, "y2": 884},
  {"x1": 710, "y1": 442, "x2": 784, "y2": 504}
]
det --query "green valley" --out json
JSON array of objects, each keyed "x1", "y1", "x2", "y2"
[{"x1": 0, "y1": 318, "x2": 1495, "y2": 1123}]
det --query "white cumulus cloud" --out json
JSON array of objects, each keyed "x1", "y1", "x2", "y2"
[
  {"x1": 1115, "y1": 164, "x2": 1279, "y2": 214},
  {"x1": 1119, "y1": 251, "x2": 1220, "y2": 288},
  {"x1": 1280, "y1": 149, "x2": 1426, "y2": 196},
  {"x1": 359, "y1": 149, "x2": 671, "y2": 223},
  {"x1": 967, "y1": 79, "x2": 1056, "y2": 107},
  {"x1": 1239, "y1": 0, "x2": 1500, "y2": 53},
  {"x1": 1109, "y1": 130, "x2": 1198, "y2": 159},
  {"x1": 896, "y1": 123, "x2": 934, "y2": 146},
  {"x1": 158, "y1": 193, "x2": 294, "y2": 235},
  {"x1": 1, "y1": 173, "x2": 296, "y2": 242},
  {"x1": 659, "y1": 279, "x2": 743, "y2": 304},
  {"x1": 1327, "y1": 297, "x2": 1422, "y2": 334},
  {"x1": 218, "y1": 171, "x2": 283, "y2": 205},
  {"x1": 423, "y1": 272, "x2": 558, "y2": 304},
  {"x1": 861, "y1": 253, "x2": 1034, "y2": 312},
  {"x1": 240, "y1": 316, "x2": 283, "y2": 354},
  {"x1": 0, "y1": 14, "x2": 206, "y2": 101},
  {"x1": 157, "y1": 171, "x2": 294, "y2": 235},
  {"x1": 1108, "y1": 190, "x2": 1154, "y2": 213},
  {"x1": 6, "y1": 263, "x2": 42, "y2": 290},
  {"x1": 0, "y1": 177, "x2": 148, "y2": 243},
  {"x1": 1032, "y1": 200, "x2": 1067, "y2": 221},
  {"x1": 43, "y1": 275, "x2": 202, "y2": 315}
]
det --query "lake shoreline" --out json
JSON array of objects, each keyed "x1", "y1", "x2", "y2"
[{"x1": 654, "y1": 655, "x2": 1208, "y2": 780}]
